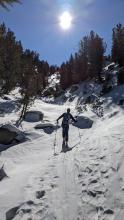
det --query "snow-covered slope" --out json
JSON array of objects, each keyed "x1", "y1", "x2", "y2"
[
  {"x1": 42, "y1": 62, "x2": 119, "y2": 105},
  {"x1": 0, "y1": 85, "x2": 124, "y2": 220}
]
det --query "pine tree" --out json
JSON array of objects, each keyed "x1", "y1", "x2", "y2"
[
  {"x1": 60, "y1": 62, "x2": 68, "y2": 90},
  {"x1": 49, "y1": 65, "x2": 56, "y2": 75},
  {"x1": 72, "y1": 53, "x2": 82, "y2": 83},
  {"x1": 66, "y1": 60, "x2": 73, "y2": 86},
  {"x1": 37, "y1": 60, "x2": 49, "y2": 94},
  {"x1": 41, "y1": 61, "x2": 49, "y2": 88},
  {"x1": 60, "y1": 31, "x2": 106, "y2": 89},
  {"x1": 60, "y1": 57, "x2": 73, "y2": 90},
  {"x1": 0, "y1": 23, "x2": 24, "y2": 95},
  {"x1": 18, "y1": 50, "x2": 39, "y2": 123},
  {"x1": 87, "y1": 31, "x2": 106, "y2": 81},
  {"x1": 112, "y1": 23, "x2": 124, "y2": 66},
  {"x1": 0, "y1": 22, "x2": 51, "y2": 121},
  {"x1": 0, "y1": 0, "x2": 20, "y2": 9},
  {"x1": 4, "y1": 29, "x2": 23, "y2": 93},
  {"x1": 78, "y1": 36, "x2": 89, "y2": 81},
  {"x1": 67, "y1": 54, "x2": 74, "y2": 84},
  {"x1": 0, "y1": 23, "x2": 6, "y2": 94}
]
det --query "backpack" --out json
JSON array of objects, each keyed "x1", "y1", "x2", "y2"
[{"x1": 62, "y1": 113, "x2": 70, "y2": 126}]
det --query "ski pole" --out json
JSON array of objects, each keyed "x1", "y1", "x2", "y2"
[{"x1": 53, "y1": 122, "x2": 58, "y2": 155}]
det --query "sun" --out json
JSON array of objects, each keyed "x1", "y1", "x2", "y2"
[{"x1": 59, "y1": 11, "x2": 72, "y2": 30}]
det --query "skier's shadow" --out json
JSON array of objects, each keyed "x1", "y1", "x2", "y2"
[{"x1": 71, "y1": 141, "x2": 80, "y2": 149}]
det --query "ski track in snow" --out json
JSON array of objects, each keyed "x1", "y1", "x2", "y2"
[
  {"x1": 14, "y1": 131, "x2": 124, "y2": 219},
  {"x1": 0, "y1": 99, "x2": 124, "y2": 220}
]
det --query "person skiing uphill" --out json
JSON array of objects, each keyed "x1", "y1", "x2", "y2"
[{"x1": 57, "y1": 108, "x2": 77, "y2": 150}]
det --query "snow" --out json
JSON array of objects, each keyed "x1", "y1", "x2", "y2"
[
  {"x1": 48, "y1": 72, "x2": 60, "y2": 87},
  {"x1": 54, "y1": 81, "x2": 102, "y2": 107},
  {"x1": 103, "y1": 62, "x2": 116, "y2": 71},
  {"x1": 0, "y1": 85, "x2": 124, "y2": 220}
]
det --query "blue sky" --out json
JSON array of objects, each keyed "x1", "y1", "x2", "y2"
[{"x1": 0, "y1": 0, "x2": 124, "y2": 65}]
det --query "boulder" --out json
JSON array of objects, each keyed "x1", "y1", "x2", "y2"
[
  {"x1": 0, "y1": 128, "x2": 17, "y2": 145},
  {"x1": 0, "y1": 101, "x2": 16, "y2": 113},
  {"x1": 0, "y1": 124, "x2": 25, "y2": 145},
  {"x1": 6, "y1": 206, "x2": 20, "y2": 220},
  {"x1": 35, "y1": 123, "x2": 54, "y2": 129},
  {"x1": 35, "y1": 123, "x2": 55, "y2": 134},
  {"x1": 72, "y1": 116, "x2": 93, "y2": 129},
  {"x1": 24, "y1": 111, "x2": 44, "y2": 122}
]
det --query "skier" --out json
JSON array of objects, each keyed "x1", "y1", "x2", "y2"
[{"x1": 57, "y1": 108, "x2": 77, "y2": 150}]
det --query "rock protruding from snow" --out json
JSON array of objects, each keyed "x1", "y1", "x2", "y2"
[
  {"x1": 36, "y1": 190, "x2": 45, "y2": 199},
  {"x1": 0, "y1": 101, "x2": 16, "y2": 114},
  {"x1": 0, "y1": 124, "x2": 25, "y2": 145},
  {"x1": 0, "y1": 165, "x2": 8, "y2": 181},
  {"x1": 0, "y1": 128, "x2": 16, "y2": 145},
  {"x1": 35, "y1": 123, "x2": 55, "y2": 134},
  {"x1": 24, "y1": 111, "x2": 44, "y2": 122},
  {"x1": 35, "y1": 123, "x2": 54, "y2": 129},
  {"x1": 3, "y1": 95, "x2": 11, "y2": 101},
  {"x1": 6, "y1": 206, "x2": 19, "y2": 220},
  {"x1": 73, "y1": 116, "x2": 93, "y2": 129}
]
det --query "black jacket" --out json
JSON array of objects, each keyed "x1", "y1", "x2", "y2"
[{"x1": 57, "y1": 112, "x2": 77, "y2": 126}]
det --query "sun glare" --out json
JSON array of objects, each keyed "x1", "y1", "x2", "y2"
[{"x1": 60, "y1": 11, "x2": 72, "y2": 30}]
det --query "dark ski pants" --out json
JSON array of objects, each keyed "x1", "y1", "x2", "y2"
[{"x1": 62, "y1": 125, "x2": 69, "y2": 142}]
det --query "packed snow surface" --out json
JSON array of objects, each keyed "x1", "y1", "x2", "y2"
[{"x1": 0, "y1": 86, "x2": 124, "y2": 220}]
